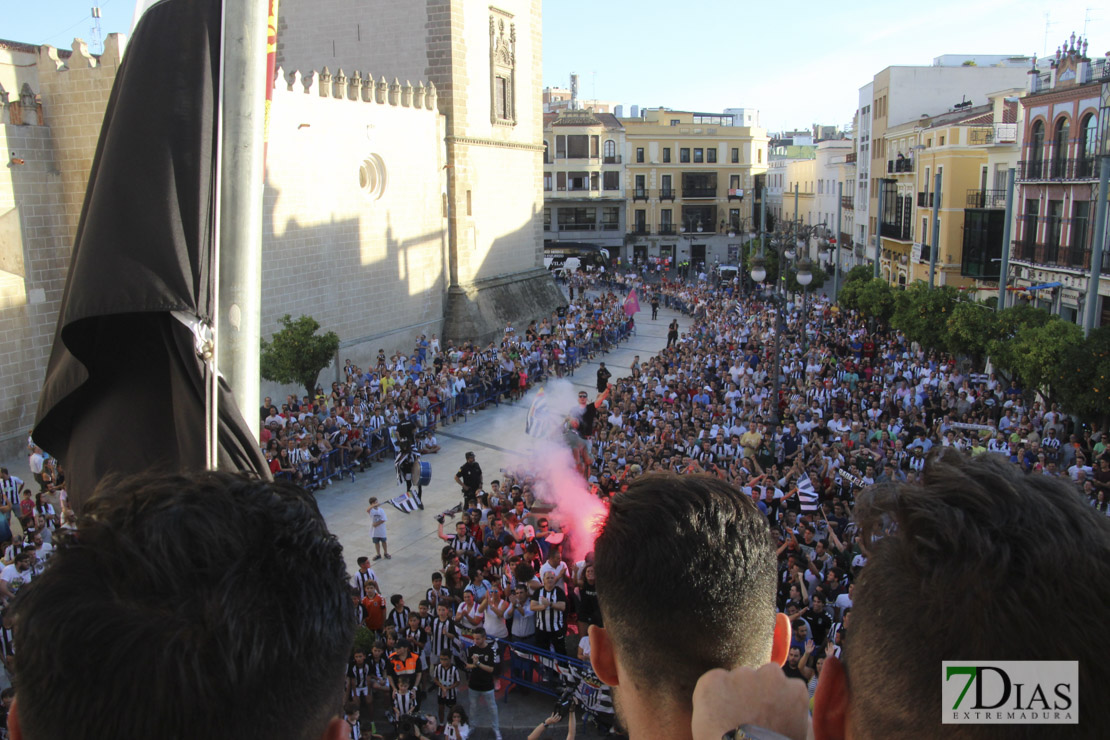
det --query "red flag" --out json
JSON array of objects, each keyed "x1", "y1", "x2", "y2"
[{"x1": 623, "y1": 289, "x2": 641, "y2": 316}]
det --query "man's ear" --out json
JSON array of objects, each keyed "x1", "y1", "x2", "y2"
[
  {"x1": 770, "y1": 611, "x2": 792, "y2": 667},
  {"x1": 812, "y1": 655, "x2": 849, "y2": 740},
  {"x1": 317, "y1": 717, "x2": 348, "y2": 740},
  {"x1": 7, "y1": 697, "x2": 21, "y2": 740},
  {"x1": 588, "y1": 624, "x2": 619, "y2": 687}
]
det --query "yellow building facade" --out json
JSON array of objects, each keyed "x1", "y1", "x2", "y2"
[
  {"x1": 878, "y1": 103, "x2": 1013, "y2": 288},
  {"x1": 621, "y1": 108, "x2": 768, "y2": 267}
]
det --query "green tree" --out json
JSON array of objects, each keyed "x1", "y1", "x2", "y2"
[
  {"x1": 843, "y1": 264, "x2": 873, "y2": 285},
  {"x1": 1005, "y1": 317, "x2": 1082, "y2": 404},
  {"x1": 945, "y1": 302, "x2": 997, "y2": 366},
  {"x1": 1055, "y1": 326, "x2": 1110, "y2": 422},
  {"x1": 890, "y1": 283, "x2": 967, "y2": 352},
  {"x1": 841, "y1": 278, "x2": 896, "y2": 322},
  {"x1": 260, "y1": 314, "x2": 340, "y2": 398},
  {"x1": 986, "y1": 304, "x2": 1053, "y2": 377}
]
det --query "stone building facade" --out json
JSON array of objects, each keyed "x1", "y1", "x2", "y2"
[
  {"x1": 0, "y1": 38, "x2": 123, "y2": 454},
  {"x1": 0, "y1": 0, "x2": 563, "y2": 454}
]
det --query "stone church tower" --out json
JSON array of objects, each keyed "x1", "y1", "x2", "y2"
[{"x1": 276, "y1": 0, "x2": 562, "y2": 343}]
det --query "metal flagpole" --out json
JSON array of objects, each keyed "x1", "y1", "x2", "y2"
[
  {"x1": 1083, "y1": 158, "x2": 1110, "y2": 336},
  {"x1": 929, "y1": 172, "x2": 942, "y2": 288},
  {"x1": 997, "y1": 167, "x2": 1016, "y2": 310},
  {"x1": 211, "y1": 0, "x2": 269, "y2": 467},
  {"x1": 835, "y1": 181, "x2": 842, "y2": 302}
]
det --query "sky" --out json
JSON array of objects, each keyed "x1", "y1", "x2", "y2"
[{"x1": 5, "y1": 0, "x2": 1108, "y2": 132}]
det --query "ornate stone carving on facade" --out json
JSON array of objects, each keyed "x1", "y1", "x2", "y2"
[
  {"x1": 488, "y1": 11, "x2": 516, "y2": 126},
  {"x1": 388, "y1": 78, "x2": 401, "y2": 106},
  {"x1": 318, "y1": 67, "x2": 331, "y2": 98},
  {"x1": 360, "y1": 72, "x2": 374, "y2": 103}
]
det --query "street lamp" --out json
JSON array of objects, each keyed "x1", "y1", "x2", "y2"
[{"x1": 751, "y1": 219, "x2": 818, "y2": 459}]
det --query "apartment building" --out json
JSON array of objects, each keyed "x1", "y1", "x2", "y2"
[
  {"x1": 854, "y1": 60, "x2": 1033, "y2": 273},
  {"x1": 621, "y1": 108, "x2": 769, "y2": 268},
  {"x1": 1009, "y1": 38, "x2": 1109, "y2": 325}
]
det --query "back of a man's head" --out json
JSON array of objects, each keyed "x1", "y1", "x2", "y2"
[
  {"x1": 842, "y1": 450, "x2": 1110, "y2": 738},
  {"x1": 10, "y1": 471, "x2": 354, "y2": 740},
  {"x1": 594, "y1": 472, "x2": 775, "y2": 704}
]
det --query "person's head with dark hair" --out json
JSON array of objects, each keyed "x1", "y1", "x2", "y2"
[
  {"x1": 589, "y1": 472, "x2": 786, "y2": 740},
  {"x1": 8, "y1": 471, "x2": 356, "y2": 740},
  {"x1": 815, "y1": 449, "x2": 1110, "y2": 739}
]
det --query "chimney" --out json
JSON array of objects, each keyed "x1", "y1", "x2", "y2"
[
  {"x1": 614, "y1": 104, "x2": 624, "y2": 118},
  {"x1": 631, "y1": 105, "x2": 640, "y2": 119}
]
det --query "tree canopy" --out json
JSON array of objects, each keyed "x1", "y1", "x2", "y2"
[{"x1": 260, "y1": 314, "x2": 340, "y2": 398}]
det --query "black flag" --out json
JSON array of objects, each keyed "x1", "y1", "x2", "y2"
[{"x1": 33, "y1": 0, "x2": 268, "y2": 511}]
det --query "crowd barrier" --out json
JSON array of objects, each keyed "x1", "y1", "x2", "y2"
[{"x1": 495, "y1": 638, "x2": 615, "y2": 726}]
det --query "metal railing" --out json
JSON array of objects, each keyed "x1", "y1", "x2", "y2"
[
  {"x1": 602, "y1": 155, "x2": 621, "y2": 164},
  {"x1": 887, "y1": 157, "x2": 913, "y2": 173},
  {"x1": 880, "y1": 221, "x2": 911, "y2": 241},
  {"x1": 657, "y1": 224, "x2": 677, "y2": 235},
  {"x1": 631, "y1": 223, "x2": 651, "y2": 235},
  {"x1": 1018, "y1": 157, "x2": 1098, "y2": 181},
  {"x1": 841, "y1": 195, "x2": 854, "y2": 210},
  {"x1": 632, "y1": 188, "x2": 649, "y2": 201},
  {"x1": 966, "y1": 189, "x2": 1007, "y2": 209},
  {"x1": 557, "y1": 223, "x2": 597, "y2": 231},
  {"x1": 659, "y1": 188, "x2": 677, "y2": 201}
]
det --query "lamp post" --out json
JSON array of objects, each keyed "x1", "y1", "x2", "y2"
[{"x1": 750, "y1": 222, "x2": 813, "y2": 460}]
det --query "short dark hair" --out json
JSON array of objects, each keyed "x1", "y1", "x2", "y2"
[
  {"x1": 845, "y1": 450, "x2": 1110, "y2": 736},
  {"x1": 594, "y1": 472, "x2": 775, "y2": 706},
  {"x1": 9, "y1": 471, "x2": 354, "y2": 740}
]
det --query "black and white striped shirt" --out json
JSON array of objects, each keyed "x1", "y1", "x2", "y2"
[
  {"x1": 0, "y1": 476, "x2": 21, "y2": 511},
  {"x1": 532, "y1": 587, "x2": 567, "y2": 633},
  {"x1": 393, "y1": 687, "x2": 418, "y2": 716},
  {"x1": 433, "y1": 663, "x2": 461, "y2": 702},
  {"x1": 347, "y1": 660, "x2": 370, "y2": 690},
  {"x1": 429, "y1": 617, "x2": 458, "y2": 656}
]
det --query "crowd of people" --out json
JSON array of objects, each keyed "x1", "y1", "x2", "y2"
[
  {"x1": 257, "y1": 275, "x2": 639, "y2": 494},
  {"x1": 319, "y1": 258, "x2": 1110, "y2": 737},
  {"x1": 5, "y1": 260, "x2": 1109, "y2": 739}
]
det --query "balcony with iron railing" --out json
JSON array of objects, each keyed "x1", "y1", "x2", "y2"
[
  {"x1": 887, "y1": 157, "x2": 914, "y2": 174},
  {"x1": 1017, "y1": 157, "x2": 1099, "y2": 181},
  {"x1": 841, "y1": 195, "x2": 854, "y2": 210},
  {"x1": 1011, "y1": 241, "x2": 1092, "y2": 269},
  {"x1": 657, "y1": 224, "x2": 677, "y2": 235},
  {"x1": 602, "y1": 155, "x2": 622, "y2": 164},
  {"x1": 659, "y1": 187, "x2": 677, "y2": 201},
  {"x1": 632, "y1": 188, "x2": 649, "y2": 201},
  {"x1": 880, "y1": 221, "x2": 912, "y2": 241},
  {"x1": 631, "y1": 222, "x2": 651, "y2": 236},
  {"x1": 966, "y1": 189, "x2": 1007, "y2": 209},
  {"x1": 683, "y1": 186, "x2": 717, "y2": 198}
]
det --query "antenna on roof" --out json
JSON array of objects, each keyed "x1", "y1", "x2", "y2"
[{"x1": 90, "y1": 3, "x2": 103, "y2": 55}]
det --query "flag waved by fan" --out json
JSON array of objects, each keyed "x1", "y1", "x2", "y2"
[
  {"x1": 622, "y1": 289, "x2": 640, "y2": 316},
  {"x1": 525, "y1": 388, "x2": 553, "y2": 438},
  {"x1": 796, "y1": 472, "x2": 820, "y2": 513}
]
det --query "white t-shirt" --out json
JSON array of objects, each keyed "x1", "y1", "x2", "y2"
[
  {"x1": 539, "y1": 561, "x2": 569, "y2": 589},
  {"x1": 1, "y1": 564, "x2": 31, "y2": 595},
  {"x1": 369, "y1": 507, "x2": 388, "y2": 538}
]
